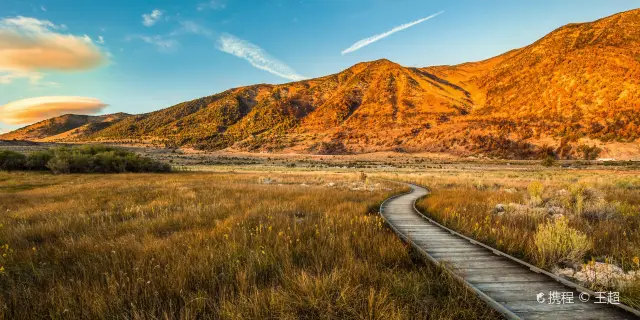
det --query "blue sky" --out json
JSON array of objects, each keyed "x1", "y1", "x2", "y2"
[{"x1": 0, "y1": 0, "x2": 638, "y2": 132}]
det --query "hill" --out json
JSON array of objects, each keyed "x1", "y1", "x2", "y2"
[
  {"x1": 3, "y1": 9, "x2": 640, "y2": 159},
  {"x1": 425, "y1": 8, "x2": 640, "y2": 158},
  {"x1": 91, "y1": 59, "x2": 474, "y2": 153},
  {"x1": 0, "y1": 113, "x2": 131, "y2": 142}
]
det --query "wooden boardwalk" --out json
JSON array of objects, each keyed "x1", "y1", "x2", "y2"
[{"x1": 380, "y1": 184, "x2": 640, "y2": 320}]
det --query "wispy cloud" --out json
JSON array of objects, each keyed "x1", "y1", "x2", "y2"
[
  {"x1": 97, "y1": 35, "x2": 105, "y2": 44},
  {"x1": 217, "y1": 33, "x2": 306, "y2": 81},
  {"x1": 127, "y1": 34, "x2": 179, "y2": 51},
  {"x1": 142, "y1": 9, "x2": 163, "y2": 27},
  {"x1": 171, "y1": 21, "x2": 212, "y2": 37},
  {"x1": 129, "y1": 20, "x2": 211, "y2": 52},
  {"x1": 0, "y1": 16, "x2": 106, "y2": 85},
  {"x1": 0, "y1": 96, "x2": 107, "y2": 125},
  {"x1": 341, "y1": 11, "x2": 443, "y2": 55},
  {"x1": 197, "y1": 0, "x2": 226, "y2": 11}
]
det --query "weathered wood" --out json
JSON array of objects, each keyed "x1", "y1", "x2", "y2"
[
  {"x1": 380, "y1": 184, "x2": 637, "y2": 320},
  {"x1": 452, "y1": 267, "x2": 534, "y2": 276},
  {"x1": 518, "y1": 310, "x2": 630, "y2": 320}
]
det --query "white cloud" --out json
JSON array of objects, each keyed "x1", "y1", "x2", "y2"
[
  {"x1": 130, "y1": 20, "x2": 211, "y2": 52},
  {"x1": 342, "y1": 11, "x2": 444, "y2": 55},
  {"x1": 197, "y1": 0, "x2": 226, "y2": 11},
  {"x1": 0, "y1": 96, "x2": 107, "y2": 125},
  {"x1": 176, "y1": 21, "x2": 212, "y2": 37},
  {"x1": 97, "y1": 36, "x2": 105, "y2": 44},
  {"x1": 217, "y1": 33, "x2": 306, "y2": 81},
  {"x1": 128, "y1": 35, "x2": 179, "y2": 51},
  {"x1": 0, "y1": 16, "x2": 106, "y2": 85},
  {"x1": 142, "y1": 9, "x2": 163, "y2": 27}
]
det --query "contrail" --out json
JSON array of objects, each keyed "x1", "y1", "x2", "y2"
[
  {"x1": 341, "y1": 11, "x2": 444, "y2": 55},
  {"x1": 218, "y1": 33, "x2": 307, "y2": 81}
]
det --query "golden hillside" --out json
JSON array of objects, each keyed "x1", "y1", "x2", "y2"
[
  {"x1": 3, "y1": 8, "x2": 640, "y2": 159},
  {"x1": 0, "y1": 113, "x2": 130, "y2": 142}
]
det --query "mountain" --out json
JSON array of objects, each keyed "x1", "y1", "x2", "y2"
[
  {"x1": 3, "y1": 9, "x2": 640, "y2": 159},
  {"x1": 426, "y1": 8, "x2": 640, "y2": 157},
  {"x1": 0, "y1": 113, "x2": 131, "y2": 142},
  {"x1": 90, "y1": 59, "x2": 474, "y2": 153}
]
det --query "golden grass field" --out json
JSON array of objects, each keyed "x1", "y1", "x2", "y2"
[{"x1": 0, "y1": 171, "x2": 499, "y2": 319}]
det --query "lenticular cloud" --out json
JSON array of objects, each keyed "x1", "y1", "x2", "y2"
[{"x1": 0, "y1": 96, "x2": 108, "y2": 125}]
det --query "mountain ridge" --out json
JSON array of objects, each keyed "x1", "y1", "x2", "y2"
[{"x1": 3, "y1": 8, "x2": 640, "y2": 159}]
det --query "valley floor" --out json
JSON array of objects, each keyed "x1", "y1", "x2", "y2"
[
  {"x1": 0, "y1": 171, "x2": 498, "y2": 319},
  {"x1": 1, "y1": 152, "x2": 640, "y2": 318}
]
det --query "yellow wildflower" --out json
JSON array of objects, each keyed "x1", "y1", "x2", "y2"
[{"x1": 633, "y1": 256, "x2": 640, "y2": 267}]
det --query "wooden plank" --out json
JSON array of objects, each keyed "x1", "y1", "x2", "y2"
[
  {"x1": 434, "y1": 255, "x2": 510, "y2": 262},
  {"x1": 481, "y1": 290, "x2": 563, "y2": 303},
  {"x1": 452, "y1": 267, "x2": 533, "y2": 276},
  {"x1": 465, "y1": 273, "x2": 550, "y2": 283},
  {"x1": 473, "y1": 281, "x2": 567, "y2": 292},
  {"x1": 503, "y1": 300, "x2": 607, "y2": 312},
  {"x1": 445, "y1": 260, "x2": 528, "y2": 269},
  {"x1": 430, "y1": 251, "x2": 499, "y2": 258},
  {"x1": 425, "y1": 247, "x2": 485, "y2": 253},
  {"x1": 517, "y1": 309, "x2": 632, "y2": 320},
  {"x1": 414, "y1": 236, "x2": 474, "y2": 242},
  {"x1": 415, "y1": 242, "x2": 479, "y2": 250}
]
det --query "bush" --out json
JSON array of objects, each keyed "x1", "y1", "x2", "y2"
[
  {"x1": 45, "y1": 155, "x2": 72, "y2": 174},
  {"x1": 541, "y1": 155, "x2": 556, "y2": 167},
  {"x1": 2, "y1": 145, "x2": 171, "y2": 174},
  {"x1": 26, "y1": 150, "x2": 54, "y2": 170},
  {"x1": 577, "y1": 144, "x2": 602, "y2": 160},
  {"x1": 0, "y1": 150, "x2": 26, "y2": 171},
  {"x1": 528, "y1": 181, "x2": 544, "y2": 206},
  {"x1": 533, "y1": 217, "x2": 591, "y2": 268}
]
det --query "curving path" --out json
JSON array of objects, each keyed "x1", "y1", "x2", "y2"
[{"x1": 380, "y1": 183, "x2": 640, "y2": 320}]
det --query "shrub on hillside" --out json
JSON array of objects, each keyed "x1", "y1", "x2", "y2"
[
  {"x1": 541, "y1": 155, "x2": 556, "y2": 167},
  {"x1": 0, "y1": 150, "x2": 26, "y2": 171}
]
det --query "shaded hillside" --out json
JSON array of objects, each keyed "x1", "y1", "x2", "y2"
[{"x1": 0, "y1": 113, "x2": 131, "y2": 141}]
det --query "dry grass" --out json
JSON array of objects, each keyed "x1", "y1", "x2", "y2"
[
  {"x1": 0, "y1": 171, "x2": 498, "y2": 319},
  {"x1": 382, "y1": 169, "x2": 640, "y2": 308}
]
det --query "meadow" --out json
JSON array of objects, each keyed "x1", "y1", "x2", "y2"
[
  {"x1": 0, "y1": 171, "x2": 498, "y2": 319},
  {"x1": 382, "y1": 168, "x2": 640, "y2": 308}
]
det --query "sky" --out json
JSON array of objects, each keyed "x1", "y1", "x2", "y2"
[{"x1": 0, "y1": 0, "x2": 638, "y2": 132}]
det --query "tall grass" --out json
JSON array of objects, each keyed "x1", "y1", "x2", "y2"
[
  {"x1": 0, "y1": 172, "x2": 497, "y2": 319},
  {"x1": 533, "y1": 217, "x2": 592, "y2": 268}
]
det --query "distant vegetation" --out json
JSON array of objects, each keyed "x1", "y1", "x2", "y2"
[{"x1": 0, "y1": 145, "x2": 170, "y2": 173}]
